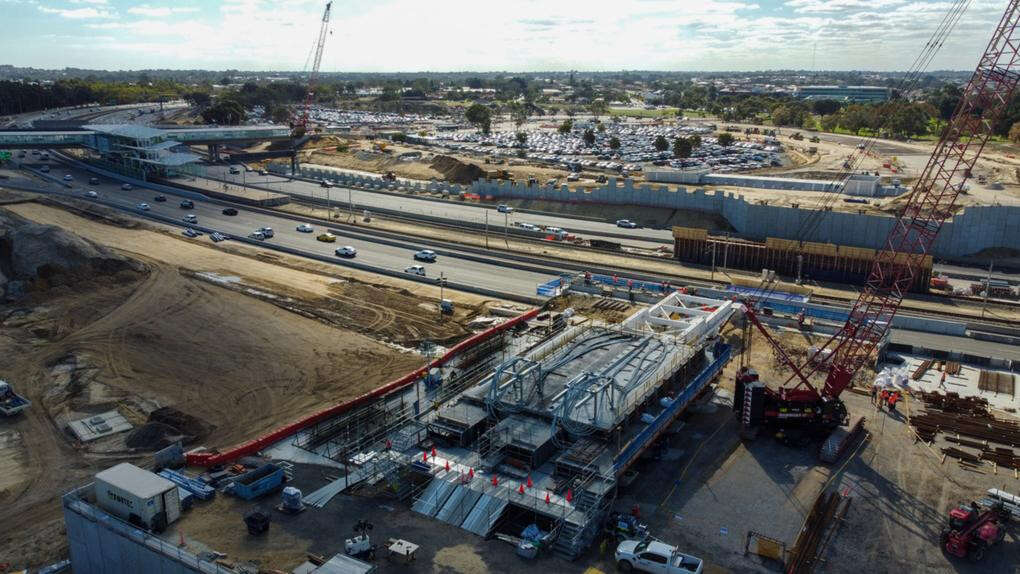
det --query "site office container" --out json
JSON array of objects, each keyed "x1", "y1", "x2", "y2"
[{"x1": 94, "y1": 463, "x2": 181, "y2": 532}]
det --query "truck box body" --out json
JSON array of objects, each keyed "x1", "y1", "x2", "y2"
[
  {"x1": 227, "y1": 463, "x2": 285, "y2": 500},
  {"x1": 94, "y1": 463, "x2": 180, "y2": 531}
]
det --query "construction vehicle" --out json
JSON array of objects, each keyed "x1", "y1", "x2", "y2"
[
  {"x1": 941, "y1": 501, "x2": 1010, "y2": 561},
  {"x1": 734, "y1": 1, "x2": 1020, "y2": 458},
  {"x1": 439, "y1": 299, "x2": 454, "y2": 314},
  {"x1": 382, "y1": 171, "x2": 397, "y2": 182},
  {"x1": 0, "y1": 380, "x2": 30, "y2": 416}
]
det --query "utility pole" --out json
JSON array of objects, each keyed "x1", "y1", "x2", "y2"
[
  {"x1": 796, "y1": 254, "x2": 804, "y2": 285},
  {"x1": 504, "y1": 211, "x2": 510, "y2": 248},
  {"x1": 722, "y1": 233, "x2": 729, "y2": 275},
  {"x1": 326, "y1": 186, "x2": 331, "y2": 219},
  {"x1": 439, "y1": 272, "x2": 446, "y2": 301},
  {"x1": 484, "y1": 210, "x2": 489, "y2": 249},
  {"x1": 348, "y1": 187, "x2": 353, "y2": 220},
  {"x1": 982, "y1": 260, "x2": 994, "y2": 317}
]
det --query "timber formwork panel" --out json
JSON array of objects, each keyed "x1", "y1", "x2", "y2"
[{"x1": 674, "y1": 237, "x2": 932, "y2": 292}]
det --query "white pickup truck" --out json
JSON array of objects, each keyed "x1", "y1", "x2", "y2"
[{"x1": 615, "y1": 539, "x2": 703, "y2": 573}]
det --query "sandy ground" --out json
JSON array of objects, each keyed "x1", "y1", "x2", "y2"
[{"x1": 0, "y1": 199, "x2": 511, "y2": 570}]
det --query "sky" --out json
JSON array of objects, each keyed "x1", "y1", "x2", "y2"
[{"x1": 0, "y1": 0, "x2": 1010, "y2": 72}]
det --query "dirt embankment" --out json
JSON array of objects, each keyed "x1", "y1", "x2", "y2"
[
  {"x1": 0, "y1": 199, "x2": 493, "y2": 569},
  {"x1": 430, "y1": 154, "x2": 487, "y2": 184}
]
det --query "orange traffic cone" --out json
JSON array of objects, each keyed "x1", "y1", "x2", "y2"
[
  {"x1": 468, "y1": 468, "x2": 475, "y2": 479},
  {"x1": 566, "y1": 488, "x2": 573, "y2": 503},
  {"x1": 444, "y1": 460, "x2": 450, "y2": 472},
  {"x1": 518, "y1": 484, "x2": 525, "y2": 495},
  {"x1": 545, "y1": 492, "x2": 551, "y2": 504},
  {"x1": 526, "y1": 475, "x2": 533, "y2": 488}
]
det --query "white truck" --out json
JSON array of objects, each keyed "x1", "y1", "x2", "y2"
[
  {"x1": 615, "y1": 539, "x2": 703, "y2": 573},
  {"x1": 94, "y1": 463, "x2": 181, "y2": 532},
  {"x1": 0, "y1": 380, "x2": 30, "y2": 416}
]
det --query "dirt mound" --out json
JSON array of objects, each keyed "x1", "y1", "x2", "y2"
[
  {"x1": 0, "y1": 208, "x2": 145, "y2": 300},
  {"x1": 430, "y1": 155, "x2": 486, "y2": 184},
  {"x1": 126, "y1": 407, "x2": 214, "y2": 450},
  {"x1": 125, "y1": 422, "x2": 186, "y2": 450}
]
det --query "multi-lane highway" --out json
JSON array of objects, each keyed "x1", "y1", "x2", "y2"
[
  {"x1": 15, "y1": 155, "x2": 558, "y2": 299},
  {"x1": 203, "y1": 165, "x2": 675, "y2": 248}
]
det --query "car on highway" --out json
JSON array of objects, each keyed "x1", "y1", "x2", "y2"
[
  {"x1": 257, "y1": 169, "x2": 267, "y2": 176},
  {"x1": 137, "y1": 203, "x2": 150, "y2": 211},
  {"x1": 183, "y1": 214, "x2": 198, "y2": 224},
  {"x1": 222, "y1": 207, "x2": 238, "y2": 216},
  {"x1": 121, "y1": 183, "x2": 133, "y2": 191},
  {"x1": 40, "y1": 165, "x2": 50, "y2": 173},
  {"x1": 335, "y1": 246, "x2": 357, "y2": 258},
  {"x1": 182, "y1": 228, "x2": 201, "y2": 238},
  {"x1": 256, "y1": 227, "x2": 274, "y2": 238},
  {"x1": 63, "y1": 174, "x2": 73, "y2": 181},
  {"x1": 614, "y1": 539, "x2": 703, "y2": 574},
  {"x1": 89, "y1": 177, "x2": 100, "y2": 185},
  {"x1": 153, "y1": 194, "x2": 166, "y2": 202},
  {"x1": 229, "y1": 166, "x2": 240, "y2": 174},
  {"x1": 210, "y1": 232, "x2": 227, "y2": 242},
  {"x1": 84, "y1": 190, "x2": 98, "y2": 198},
  {"x1": 414, "y1": 249, "x2": 438, "y2": 262},
  {"x1": 180, "y1": 199, "x2": 195, "y2": 209},
  {"x1": 296, "y1": 223, "x2": 314, "y2": 233},
  {"x1": 320, "y1": 179, "x2": 333, "y2": 188},
  {"x1": 497, "y1": 204, "x2": 514, "y2": 214},
  {"x1": 404, "y1": 265, "x2": 426, "y2": 276},
  {"x1": 317, "y1": 232, "x2": 337, "y2": 243},
  {"x1": 616, "y1": 219, "x2": 638, "y2": 228},
  {"x1": 249, "y1": 231, "x2": 266, "y2": 240}
]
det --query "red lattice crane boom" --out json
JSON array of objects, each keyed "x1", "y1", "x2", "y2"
[
  {"x1": 738, "y1": 1, "x2": 1020, "y2": 434},
  {"x1": 298, "y1": 2, "x2": 332, "y2": 130},
  {"x1": 818, "y1": 1, "x2": 1020, "y2": 401}
]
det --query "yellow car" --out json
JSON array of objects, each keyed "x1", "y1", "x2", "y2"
[{"x1": 316, "y1": 232, "x2": 337, "y2": 243}]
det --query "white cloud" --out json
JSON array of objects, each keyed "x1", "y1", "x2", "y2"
[
  {"x1": 69, "y1": 0, "x2": 108, "y2": 5},
  {"x1": 127, "y1": 5, "x2": 199, "y2": 17},
  {"x1": 38, "y1": 5, "x2": 113, "y2": 18}
]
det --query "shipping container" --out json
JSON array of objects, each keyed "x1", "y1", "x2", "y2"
[{"x1": 94, "y1": 463, "x2": 180, "y2": 532}]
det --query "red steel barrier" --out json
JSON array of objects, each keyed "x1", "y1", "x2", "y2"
[{"x1": 186, "y1": 308, "x2": 539, "y2": 466}]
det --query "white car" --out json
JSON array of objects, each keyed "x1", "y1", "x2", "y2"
[
  {"x1": 414, "y1": 249, "x2": 437, "y2": 262},
  {"x1": 182, "y1": 228, "x2": 200, "y2": 238},
  {"x1": 615, "y1": 539, "x2": 703, "y2": 573},
  {"x1": 257, "y1": 227, "x2": 274, "y2": 238},
  {"x1": 63, "y1": 174, "x2": 73, "y2": 181},
  {"x1": 497, "y1": 204, "x2": 514, "y2": 214},
  {"x1": 335, "y1": 246, "x2": 357, "y2": 258},
  {"x1": 84, "y1": 190, "x2": 98, "y2": 198},
  {"x1": 404, "y1": 265, "x2": 426, "y2": 276},
  {"x1": 121, "y1": 183, "x2": 133, "y2": 191},
  {"x1": 249, "y1": 231, "x2": 266, "y2": 240},
  {"x1": 182, "y1": 214, "x2": 198, "y2": 224},
  {"x1": 137, "y1": 203, "x2": 150, "y2": 211},
  {"x1": 616, "y1": 219, "x2": 638, "y2": 228},
  {"x1": 296, "y1": 223, "x2": 314, "y2": 233}
]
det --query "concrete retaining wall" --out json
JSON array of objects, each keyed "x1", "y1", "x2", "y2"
[{"x1": 274, "y1": 163, "x2": 1020, "y2": 260}]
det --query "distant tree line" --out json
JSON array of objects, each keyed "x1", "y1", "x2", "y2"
[{"x1": 0, "y1": 78, "x2": 183, "y2": 116}]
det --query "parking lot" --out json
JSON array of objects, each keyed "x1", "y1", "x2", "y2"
[{"x1": 425, "y1": 123, "x2": 783, "y2": 175}]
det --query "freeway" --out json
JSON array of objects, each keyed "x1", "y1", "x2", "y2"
[
  {"x1": 203, "y1": 164, "x2": 675, "y2": 248},
  {"x1": 14, "y1": 154, "x2": 558, "y2": 299}
]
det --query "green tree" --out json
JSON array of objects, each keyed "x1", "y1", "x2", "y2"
[
  {"x1": 201, "y1": 98, "x2": 245, "y2": 125},
  {"x1": 811, "y1": 99, "x2": 841, "y2": 116},
  {"x1": 886, "y1": 102, "x2": 931, "y2": 139},
  {"x1": 270, "y1": 106, "x2": 291, "y2": 124},
  {"x1": 558, "y1": 119, "x2": 573, "y2": 134},
  {"x1": 672, "y1": 137, "x2": 693, "y2": 158},
  {"x1": 515, "y1": 131, "x2": 527, "y2": 146},
  {"x1": 717, "y1": 132, "x2": 735, "y2": 146},
  {"x1": 1009, "y1": 122, "x2": 1020, "y2": 144},
  {"x1": 589, "y1": 99, "x2": 609, "y2": 120},
  {"x1": 583, "y1": 128, "x2": 596, "y2": 147},
  {"x1": 609, "y1": 136, "x2": 621, "y2": 150},
  {"x1": 819, "y1": 114, "x2": 839, "y2": 132},
  {"x1": 465, "y1": 103, "x2": 492, "y2": 134},
  {"x1": 689, "y1": 134, "x2": 702, "y2": 149},
  {"x1": 653, "y1": 134, "x2": 669, "y2": 152},
  {"x1": 509, "y1": 102, "x2": 528, "y2": 130},
  {"x1": 184, "y1": 91, "x2": 211, "y2": 108}
]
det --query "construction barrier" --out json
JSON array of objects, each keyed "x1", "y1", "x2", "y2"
[{"x1": 185, "y1": 308, "x2": 540, "y2": 466}]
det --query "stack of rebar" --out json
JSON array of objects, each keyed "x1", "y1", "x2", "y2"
[
  {"x1": 917, "y1": 391, "x2": 990, "y2": 417},
  {"x1": 910, "y1": 410, "x2": 1020, "y2": 447}
]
